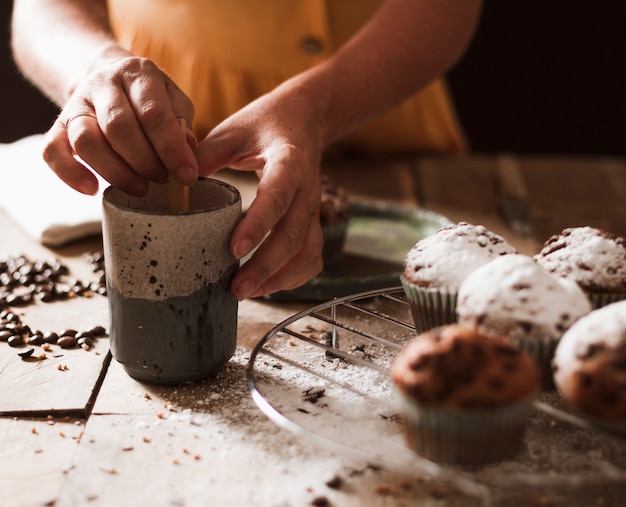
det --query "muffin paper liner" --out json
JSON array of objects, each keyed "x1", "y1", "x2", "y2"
[
  {"x1": 398, "y1": 391, "x2": 536, "y2": 465},
  {"x1": 401, "y1": 276, "x2": 457, "y2": 333},
  {"x1": 508, "y1": 335, "x2": 558, "y2": 390},
  {"x1": 587, "y1": 291, "x2": 626, "y2": 310},
  {"x1": 321, "y1": 222, "x2": 348, "y2": 267}
]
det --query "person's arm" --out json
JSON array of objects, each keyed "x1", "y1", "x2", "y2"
[
  {"x1": 195, "y1": 0, "x2": 483, "y2": 300},
  {"x1": 11, "y1": 0, "x2": 198, "y2": 196},
  {"x1": 297, "y1": 0, "x2": 482, "y2": 146},
  {"x1": 12, "y1": 0, "x2": 120, "y2": 106},
  {"x1": 11, "y1": 0, "x2": 482, "y2": 302}
]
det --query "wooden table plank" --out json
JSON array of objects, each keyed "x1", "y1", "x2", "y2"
[
  {"x1": 415, "y1": 154, "x2": 626, "y2": 246},
  {"x1": 0, "y1": 417, "x2": 86, "y2": 507},
  {"x1": 1, "y1": 209, "x2": 111, "y2": 415},
  {"x1": 64, "y1": 352, "x2": 480, "y2": 507},
  {"x1": 521, "y1": 156, "x2": 626, "y2": 239}
]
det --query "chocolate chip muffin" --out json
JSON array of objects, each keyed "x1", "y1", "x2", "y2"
[
  {"x1": 391, "y1": 324, "x2": 539, "y2": 465},
  {"x1": 553, "y1": 300, "x2": 626, "y2": 431},
  {"x1": 534, "y1": 226, "x2": 626, "y2": 308},
  {"x1": 319, "y1": 175, "x2": 350, "y2": 267},
  {"x1": 401, "y1": 222, "x2": 516, "y2": 333},
  {"x1": 457, "y1": 254, "x2": 592, "y2": 388}
]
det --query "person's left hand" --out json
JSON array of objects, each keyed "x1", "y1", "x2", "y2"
[{"x1": 195, "y1": 84, "x2": 326, "y2": 300}]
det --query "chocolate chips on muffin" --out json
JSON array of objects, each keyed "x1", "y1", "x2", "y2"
[
  {"x1": 391, "y1": 324, "x2": 539, "y2": 465},
  {"x1": 534, "y1": 226, "x2": 626, "y2": 308}
]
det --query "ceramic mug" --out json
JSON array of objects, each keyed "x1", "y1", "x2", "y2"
[{"x1": 102, "y1": 178, "x2": 241, "y2": 384}]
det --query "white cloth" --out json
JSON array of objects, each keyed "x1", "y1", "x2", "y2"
[{"x1": 0, "y1": 135, "x2": 104, "y2": 246}]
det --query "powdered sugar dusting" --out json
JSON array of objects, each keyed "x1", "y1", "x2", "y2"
[
  {"x1": 535, "y1": 226, "x2": 626, "y2": 291},
  {"x1": 457, "y1": 254, "x2": 592, "y2": 341},
  {"x1": 554, "y1": 300, "x2": 626, "y2": 380},
  {"x1": 403, "y1": 222, "x2": 516, "y2": 292}
]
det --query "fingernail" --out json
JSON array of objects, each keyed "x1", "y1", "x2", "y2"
[
  {"x1": 233, "y1": 238, "x2": 252, "y2": 260},
  {"x1": 175, "y1": 165, "x2": 197, "y2": 185},
  {"x1": 234, "y1": 279, "x2": 256, "y2": 301}
]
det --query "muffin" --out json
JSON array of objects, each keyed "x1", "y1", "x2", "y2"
[
  {"x1": 534, "y1": 226, "x2": 626, "y2": 308},
  {"x1": 319, "y1": 175, "x2": 350, "y2": 267},
  {"x1": 457, "y1": 254, "x2": 592, "y2": 388},
  {"x1": 553, "y1": 300, "x2": 626, "y2": 433},
  {"x1": 391, "y1": 324, "x2": 539, "y2": 465},
  {"x1": 401, "y1": 222, "x2": 516, "y2": 332}
]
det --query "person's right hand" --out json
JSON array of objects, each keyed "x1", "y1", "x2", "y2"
[{"x1": 42, "y1": 54, "x2": 199, "y2": 197}]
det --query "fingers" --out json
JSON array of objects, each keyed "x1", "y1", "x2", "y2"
[
  {"x1": 195, "y1": 95, "x2": 326, "y2": 299},
  {"x1": 44, "y1": 56, "x2": 198, "y2": 195},
  {"x1": 238, "y1": 209, "x2": 324, "y2": 299},
  {"x1": 229, "y1": 155, "x2": 322, "y2": 300},
  {"x1": 91, "y1": 87, "x2": 168, "y2": 184},
  {"x1": 45, "y1": 107, "x2": 149, "y2": 196},
  {"x1": 42, "y1": 118, "x2": 102, "y2": 195},
  {"x1": 231, "y1": 205, "x2": 323, "y2": 301},
  {"x1": 124, "y1": 66, "x2": 197, "y2": 185}
]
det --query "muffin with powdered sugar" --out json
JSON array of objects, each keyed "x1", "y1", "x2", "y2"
[
  {"x1": 534, "y1": 226, "x2": 626, "y2": 308},
  {"x1": 457, "y1": 254, "x2": 592, "y2": 388},
  {"x1": 553, "y1": 300, "x2": 626, "y2": 433},
  {"x1": 401, "y1": 222, "x2": 516, "y2": 332}
]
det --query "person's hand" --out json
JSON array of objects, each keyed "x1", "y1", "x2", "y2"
[
  {"x1": 43, "y1": 55, "x2": 198, "y2": 196},
  {"x1": 196, "y1": 84, "x2": 326, "y2": 300}
]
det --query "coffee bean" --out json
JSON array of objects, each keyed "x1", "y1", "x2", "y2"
[
  {"x1": 28, "y1": 335, "x2": 45, "y2": 346},
  {"x1": 43, "y1": 332, "x2": 59, "y2": 344},
  {"x1": 8, "y1": 335, "x2": 24, "y2": 347},
  {"x1": 89, "y1": 325, "x2": 107, "y2": 337},
  {"x1": 38, "y1": 290, "x2": 55, "y2": 302},
  {"x1": 1, "y1": 253, "x2": 109, "y2": 364},
  {"x1": 77, "y1": 336, "x2": 94, "y2": 348},
  {"x1": 1, "y1": 312, "x2": 19, "y2": 323},
  {"x1": 58, "y1": 336, "x2": 78, "y2": 349}
]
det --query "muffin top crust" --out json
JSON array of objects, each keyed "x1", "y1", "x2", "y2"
[
  {"x1": 457, "y1": 254, "x2": 592, "y2": 342},
  {"x1": 553, "y1": 301, "x2": 626, "y2": 420},
  {"x1": 534, "y1": 227, "x2": 626, "y2": 293},
  {"x1": 403, "y1": 222, "x2": 516, "y2": 292},
  {"x1": 391, "y1": 324, "x2": 539, "y2": 409}
]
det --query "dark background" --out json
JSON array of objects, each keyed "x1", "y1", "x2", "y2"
[{"x1": 1, "y1": 1, "x2": 624, "y2": 155}]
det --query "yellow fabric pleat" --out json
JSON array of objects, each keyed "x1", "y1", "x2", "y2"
[{"x1": 107, "y1": 0, "x2": 468, "y2": 155}]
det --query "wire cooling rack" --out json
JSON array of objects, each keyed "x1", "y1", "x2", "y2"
[{"x1": 246, "y1": 287, "x2": 626, "y2": 500}]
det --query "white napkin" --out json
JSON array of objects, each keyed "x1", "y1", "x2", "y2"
[{"x1": 0, "y1": 134, "x2": 104, "y2": 246}]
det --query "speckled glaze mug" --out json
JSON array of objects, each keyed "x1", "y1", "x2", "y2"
[{"x1": 102, "y1": 178, "x2": 241, "y2": 384}]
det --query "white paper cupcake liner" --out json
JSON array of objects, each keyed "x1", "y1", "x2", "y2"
[
  {"x1": 587, "y1": 291, "x2": 626, "y2": 310},
  {"x1": 400, "y1": 276, "x2": 457, "y2": 333},
  {"x1": 398, "y1": 391, "x2": 536, "y2": 465},
  {"x1": 508, "y1": 335, "x2": 559, "y2": 390}
]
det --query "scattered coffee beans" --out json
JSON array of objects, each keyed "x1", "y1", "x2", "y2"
[{"x1": 0, "y1": 253, "x2": 108, "y2": 361}]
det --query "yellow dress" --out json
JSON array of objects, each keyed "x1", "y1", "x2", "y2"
[{"x1": 107, "y1": 0, "x2": 467, "y2": 157}]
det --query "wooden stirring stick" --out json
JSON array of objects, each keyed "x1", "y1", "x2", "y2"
[{"x1": 168, "y1": 117, "x2": 190, "y2": 212}]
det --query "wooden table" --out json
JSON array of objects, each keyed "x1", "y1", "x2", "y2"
[{"x1": 1, "y1": 152, "x2": 625, "y2": 507}]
